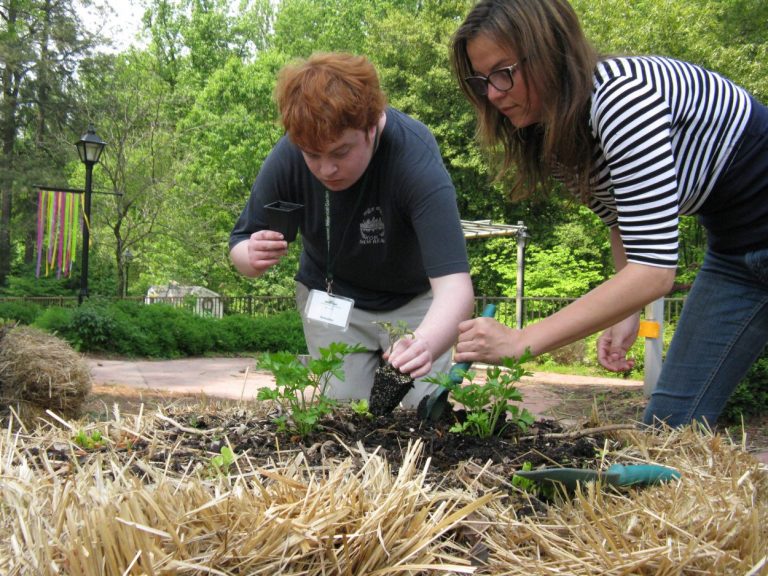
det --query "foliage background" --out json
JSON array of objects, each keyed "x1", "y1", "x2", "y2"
[
  {"x1": 2, "y1": 0, "x2": 766, "y2": 302},
  {"x1": 1, "y1": 0, "x2": 766, "y2": 420}
]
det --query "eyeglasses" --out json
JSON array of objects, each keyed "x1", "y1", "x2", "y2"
[{"x1": 464, "y1": 62, "x2": 522, "y2": 97}]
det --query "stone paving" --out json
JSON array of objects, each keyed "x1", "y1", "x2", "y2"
[{"x1": 87, "y1": 356, "x2": 632, "y2": 418}]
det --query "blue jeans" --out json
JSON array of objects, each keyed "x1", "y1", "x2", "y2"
[{"x1": 644, "y1": 247, "x2": 768, "y2": 427}]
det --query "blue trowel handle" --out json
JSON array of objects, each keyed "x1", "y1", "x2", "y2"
[
  {"x1": 608, "y1": 463, "x2": 681, "y2": 486},
  {"x1": 447, "y1": 303, "x2": 497, "y2": 384}
]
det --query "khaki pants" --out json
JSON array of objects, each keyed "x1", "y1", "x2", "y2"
[{"x1": 296, "y1": 282, "x2": 452, "y2": 409}]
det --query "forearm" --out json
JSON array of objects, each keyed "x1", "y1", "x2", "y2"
[
  {"x1": 519, "y1": 263, "x2": 674, "y2": 357},
  {"x1": 414, "y1": 273, "x2": 475, "y2": 357}
]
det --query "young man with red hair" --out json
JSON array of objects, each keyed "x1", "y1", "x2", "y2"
[{"x1": 230, "y1": 52, "x2": 474, "y2": 408}]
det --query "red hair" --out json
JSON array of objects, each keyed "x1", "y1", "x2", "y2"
[{"x1": 275, "y1": 52, "x2": 387, "y2": 151}]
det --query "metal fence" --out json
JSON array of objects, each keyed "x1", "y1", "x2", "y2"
[
  {"x1": 1, "y1": 294, "x2": 687, "y2": 325},
  {"x1": 472, "y1": 295, "x2": 685, "y2": 326}
]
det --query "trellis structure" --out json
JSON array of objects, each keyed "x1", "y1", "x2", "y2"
[
  {"x1": 460, "y1": 218, "x2": 663, "y2": 393},
  {"x1": 460, "y1": 219, "x2": 529, "y2": 329}
]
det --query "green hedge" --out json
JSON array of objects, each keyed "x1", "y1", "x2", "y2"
[
  {"x1": 11, "y1": 299, "x2": 768, "y2": 420},
  {"x1": 31, "y1": 300, "x2": 307, "y2": 358}
]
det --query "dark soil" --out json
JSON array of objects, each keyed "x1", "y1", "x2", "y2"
[
  {"x1": 369, "y1": 362, "x2": 415, "y2": 416},
  {"x1": 81, "y1": 381, "x2": 768, "y2": 476},
  {"x1": 72, "y1": 385, "x2": 636, "y2": 492},
  {"x1": 63, "y1": 378, "x2": 768, "y2": 496}
]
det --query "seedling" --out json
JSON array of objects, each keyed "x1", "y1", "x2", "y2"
[
  {"x1": 425, "y1": 352, "x2": 535, "y2": 438},
  {"x1": 511, "y1": 461, "x2": 537, "y2": 491},
  {"x1": 257, "y1": 342, "x2": 364, "y2": 437},
  {"x1": 73, "y1": 429, "x2": 105, "y2": 450},
  {"x1": 349, "y1": 399, "x2": 373, "y2": 418},
  {"x1": 209, "y1": 446, "x2": 236, "y2": 475}
]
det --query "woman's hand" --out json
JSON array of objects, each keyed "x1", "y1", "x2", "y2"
[
  {"x1": 454, "y1": 317, "x2": 520, "y2": 365},
  {"x1": 597, "y1": 313, "x2": 640, "y2": 372}
]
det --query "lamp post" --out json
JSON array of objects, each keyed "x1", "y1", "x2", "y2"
[
  {"x1": 75, "y1": 125, "x2": 107, "y2": 304},
  {"x1": 123, "y1": 248, "x2": 133, "y2": 297}
]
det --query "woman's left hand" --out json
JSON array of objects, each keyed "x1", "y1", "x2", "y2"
[{"x1": 597, "y1": 314, "x2": 640, "y2": 372}]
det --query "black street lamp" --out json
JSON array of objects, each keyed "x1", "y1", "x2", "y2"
[{"x1": 75, "y1": 125, "x2": 107, "y2": 304}]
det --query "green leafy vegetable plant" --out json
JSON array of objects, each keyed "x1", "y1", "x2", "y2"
[
  {"x1": 209, "y1": 446, "x2": 236, "y2": 475},
  {"x1": 73, "y1": 429, "x2": 105, "y2": 450},
  {"x1": 426, "y1": 352, "x2": 535, "y2": 438},
  {"x1": 257, "y1": 342, "x2": 364, "y2": 437},
  {"x1": 349, "y1": 399, "x2": 372, "y2": 418},
  {"x1": 369, "y1": 320, "x2": 416, "y2": 416}
]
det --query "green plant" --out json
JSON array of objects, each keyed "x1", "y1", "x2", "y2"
[
  {"x1": 512, "y1": 461, "x2": 556, "y2": 499},
  {"x1": 257, "y1": 342, "x2": 365, "y2": 437},
  {"x1": 209, "y1": 446, "x2": 236, "y2": 475},
  {"x1": 375, "y1": 320, "x2": 413, "y2": 354},
  {"x1": 349, "y1": 399, "x2": 372, "y2": 418},
  {"x1": 73, "y1": 429, "x2": 105, "y2": 450},
  {"x1": 369, "y1": 320, "x2": 416, "y2": 416},
  {"x1": 426, "y1": 352, "x2": 535, "y2": 438},
  {"x1": 511, "y1": 461, "x2": 536, "y2": 491}
]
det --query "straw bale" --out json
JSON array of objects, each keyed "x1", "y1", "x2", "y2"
[
  {"x1": 0, "y1": 325, "x2": 91, "y2": 420},
  {"x1": 477, "y1": 426, "x2": 768, "y2": 574},
  {"x1": 0, "y1": 403, "x2": 765, "y2": 575}
]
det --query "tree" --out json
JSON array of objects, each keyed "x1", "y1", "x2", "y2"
[
  {"x1": 74, "y1": 49, "x2": 178, "y2": 297},
  {"x1": 0, "y1": 0, "x2": 94, "y2": 286}
]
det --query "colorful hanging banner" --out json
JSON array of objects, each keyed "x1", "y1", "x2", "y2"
[{"x1": 35, "y1": 189, "x2": 82, "y2": 278}]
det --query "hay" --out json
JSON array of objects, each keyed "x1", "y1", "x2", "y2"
[
  {"x1": 0, "y1": 403, "x2": 765, "y2": 575},
  {"x1": 0, "y1": 325, "x2": 91, "y2": 420}
]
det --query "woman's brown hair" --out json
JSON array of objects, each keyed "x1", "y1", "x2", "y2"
[
  {"x1": 451, "y1": 0, "x2": 598, "y2": 201},
  {"x1": 275, "y1": 52, "x2": 387, "y2": 152}
]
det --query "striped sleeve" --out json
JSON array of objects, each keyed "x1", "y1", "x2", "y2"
[{"x1": 587, "y1": 57, "x2": 751, "y2": 268}]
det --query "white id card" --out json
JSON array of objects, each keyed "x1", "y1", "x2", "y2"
[{"x1": 305, "y1": 289, "x2": 354, "y2": 331}]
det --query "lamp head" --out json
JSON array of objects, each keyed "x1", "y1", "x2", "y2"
[{"x1": 75, "y1": 124, "x2": 107, "y2": 164}]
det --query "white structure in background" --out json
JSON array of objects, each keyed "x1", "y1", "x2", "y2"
[{"x1": 145, "y1": 281, "x2": 224, "y2": 318}]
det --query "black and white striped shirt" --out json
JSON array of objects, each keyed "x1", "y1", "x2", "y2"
[{"x1": 584, "y1": 56, "x2": 752, "y2": 268}]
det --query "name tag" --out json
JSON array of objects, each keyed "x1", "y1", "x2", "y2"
[{"x1": 305, "y1": 289, "x2": 354, "y2": 331}]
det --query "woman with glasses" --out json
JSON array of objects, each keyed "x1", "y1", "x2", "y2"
[{"x1": 450, "y1": 0, "x2": 768, "y2": 428}]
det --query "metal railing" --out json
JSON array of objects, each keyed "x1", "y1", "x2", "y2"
[{"x1": 1, "y1": 294, "x2": 687, "y2": 325}]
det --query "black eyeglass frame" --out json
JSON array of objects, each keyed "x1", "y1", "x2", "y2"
[{"x1": 464, "y1": 61, "x2": 522, "y2": 97}]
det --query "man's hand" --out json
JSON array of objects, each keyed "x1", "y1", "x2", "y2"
[
  {"x1": 386, "y1": 333, "x2": 433, "y2": 379},
  {"x1": 231, "y1": 230, "x2": 288, "y2": 277}
]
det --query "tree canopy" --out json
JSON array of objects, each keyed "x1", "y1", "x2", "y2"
[{"x1": 1, "y1": 0, "x2": 766, "y2": 299}]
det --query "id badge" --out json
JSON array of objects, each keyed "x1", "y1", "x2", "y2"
[{"x1": 305, "y1": 289, "x2": 354, "y2": 331}]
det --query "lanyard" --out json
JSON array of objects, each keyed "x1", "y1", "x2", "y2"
[
  {"x1": 324, "y1": 185, "x2": 366, "y2": 294},
  {"x1": 324, "y1": 125, "x2": 380, "y2": 294}
]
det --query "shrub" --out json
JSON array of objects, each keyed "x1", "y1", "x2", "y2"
[
  {"x1": 721, "y1": 347, "x2": 768, "y2": 423},
  {"x1": 0, "y1": 301, "x2": 41, "y2": 325},
  {"x1": 30, "y1": 301, "x2": 306, "y2": 358},
  {"x1": 217, "y1": 311, "x2": 306, "y2": 354},
  {"x1": 69, "y1": 302, "x2": 118, "y2": 352},
  {"x1": 34, "y1": 306, "x2": 76, "y2": 335}
]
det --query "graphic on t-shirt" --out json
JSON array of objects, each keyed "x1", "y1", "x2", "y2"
[{"x1": 360, "y1": 206, "x2": 386, "y2": 245}]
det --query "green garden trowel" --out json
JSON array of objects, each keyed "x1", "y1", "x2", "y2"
[
  {"x1": 417, "y1": 303, "x2": 497, "y2": 422},
  {"x1": 514, "y1": 463, "x2": 681, "y2": 491}
]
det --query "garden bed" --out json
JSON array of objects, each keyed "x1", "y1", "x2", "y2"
[{"x1": 1, "y1": 394, "x2": 766, "y2": 574}]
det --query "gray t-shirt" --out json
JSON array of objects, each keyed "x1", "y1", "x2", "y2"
[{"x1": 230, "y1": 107, "x2": 469, "y2": 310}]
